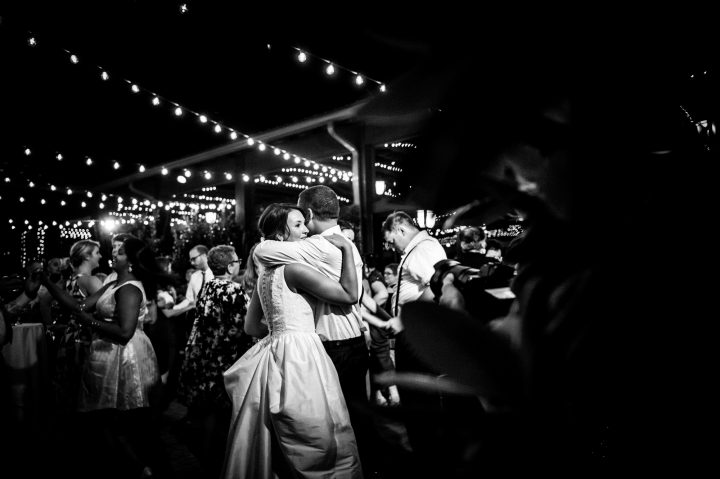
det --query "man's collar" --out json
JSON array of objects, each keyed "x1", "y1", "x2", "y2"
[
  {"x1": 402, "y1": 230, "x2": 430, "y2": 255},
  {"x1": 319, "y1": 225, "x2": 342, "y2": 236}
]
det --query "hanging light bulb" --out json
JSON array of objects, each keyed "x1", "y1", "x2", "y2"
[
  {"x1": 199, "y1": 115, "x2": 208, "y2": 123},
  {"x1": 247, "y1": 138, "x2": 255, "y2": 146},
  {"x1": 325, "y1": 63, "x2": 335, "y2": 76},
  {"x1": 161, "y1": 167, "x2": 168, "y2": 175},
  {"x1": 274, "y1": 148, "x2": 281, "y2": 156},
  {"x1": 40, "y1": 198, "x2": 46, "y2": 204},
  {"x1": 24, "y1": 148, "x2": 31, "y2": 156},
  {"x1": 28, "y1": 37, "x2": 37, "y2": 46},
  {"x1": 225, "y1": 172, "x2": 232, "y2": 181},
  {"x1": 86, "y1": 157, "x2": 93, "y2": 165},
  {"x1": 177, "y1": 175, "x2": 187, "y2": 184},
  {"x1": 214, "y1": 124, "x2": 222, "y2": 133},
  {"x1": 184, "y1": 169, "x2": 192, "y2": 178},
  {"x1": 101, "y1": 71, "x2": 109, "y2": 81},
  {"x1": 66, "y1": 188, "x2": 73, "y2": 195},
  {"x1": 56, "y1": 153, "x2": 63, "y2": 161},
  {"x1": 242, "y1": 174, "x2": 249, "y2": 182},
  {"x1": 152, "y1": 96, "x2": 160, "y2": 106},
  {"x1": 138, "y1": 165, "x2": 146, "y2": 173},
  {"x1": 375, "y1": 180, "x2": 386, "y2": 195},
  {"x1": 283, "y1": 152, "x2": 290, "y2": 160},
  {"x1": 258, "y1": 143, "x2": 266, "y2": 151},
  {"x1": 131, "y1": 84, "x2": 140, "y2": 93},
  {"x1": 81, "y1": 201, "x2": 87, "y2": 208},
  {"x1": 113, "y1": 161, "x2": 120, "y2": 169},
  {"x1": 50, "y1": 185, "x2": 56, "y2": 191},
  {"x1": 101, "y1": 194, "x2": 107, "y2": 201},
  {"x1": 379, "y1": 84, "x2": 387, "y2": 93},
  {"x1": 29, "y1": 181, "x2": 35, "y2": 187},
  {"x1": 229, "y1": 131, "x2": 238, "y2": 140},
  {"x1": 355, "y1": 74, "x2": 364, "y2": 86},
  {"x1": 70, "y1": 54, "x2": 79, "y2": 64},
  {"x1": 86, "y1": 191, "x2": 93, "y2": 198},
  {"x1": 60, "y1": 200, "x2": 66, "y2": 206},
  {"x1": 204, "y1": 171, "x2": 212, "y2": 180},
  {"x1": 297, "y1": 51, "x2": 307, "y2": 63},
  {"x1": 174, "y1": 106, "x2": 183, "y2": 116}
]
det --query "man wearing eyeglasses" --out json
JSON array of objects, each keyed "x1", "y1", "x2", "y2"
[{"x1": 172, "y1": 245, "x2": 213, "y2": 315}]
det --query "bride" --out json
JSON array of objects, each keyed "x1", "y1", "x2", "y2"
[{"x1": 222, "y1": 203, "x2": 362, "y2": 478}]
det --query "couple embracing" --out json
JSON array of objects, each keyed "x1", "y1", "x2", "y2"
[{"x1": 222, "y1": 186, "x2": 367, "y2": 478}]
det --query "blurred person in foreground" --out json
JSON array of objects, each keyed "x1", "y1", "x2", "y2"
[{"x1": 368, "y1": 36, "x2": 711, "y2": 476}]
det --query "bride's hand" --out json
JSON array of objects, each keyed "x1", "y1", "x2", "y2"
[{"x1": 325, "y1": 234, "x2": 350, "y2": 249}]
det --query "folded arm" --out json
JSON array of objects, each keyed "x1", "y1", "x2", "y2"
[
  {"x1": 284, "y1": 238, "x2": 358, "y2": 305},
  {"x1": 254, "y1": 238, "x2": 327, "y2": 268}
]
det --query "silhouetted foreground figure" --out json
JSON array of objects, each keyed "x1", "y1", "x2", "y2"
[{"x1": 368, "y1": 34, "x2": 713, "y2": 477}]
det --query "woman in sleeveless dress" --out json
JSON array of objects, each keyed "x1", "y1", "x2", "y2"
[
  {"x1": 28, "y1": 234, "x2": 171, "y2": 478},
  {"x1": 222, "y1": 203, "x2": 363, "y2": 479},
  {"x1": 51, "y1": 240, "x2": 104, "y2": 413}
]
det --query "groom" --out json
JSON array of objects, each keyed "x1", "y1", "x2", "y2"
[{"x1": 253, "y1": 186, "x2": 371, "y2": 465}]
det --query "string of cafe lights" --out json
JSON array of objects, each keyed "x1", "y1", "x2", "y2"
[
  {"x1": 291, "y1": 47, "x2": 387, "y2": 93},
  {"x1": 4, "y1": 148, "x2": 357, "y2": 210},
  {"x1": 331, "y1": 154, "x2": 403, "y2": 173},
  {"x1": 22, "y1": 31, "x2": 336, "y2": 175},
  {"x1": 170, "y1": 2, "x2": 385, "y2": 93},
  {"x1": 384, "y1": 142, "x2": 416, "y2": 149},
  {"x1": 253, "y1": 176, "x2": 351, "y2": 203}
]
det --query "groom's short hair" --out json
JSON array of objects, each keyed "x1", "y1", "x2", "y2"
[{"x1": 298, "y1": 185, "x2": 339, "y2": 221}]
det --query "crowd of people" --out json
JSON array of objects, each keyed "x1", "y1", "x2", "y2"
[
  {"x1": 0, "y1": 180, "x2": 523, "y2": 478},
  {"x1": 1, "y1": 42, "x2": 710, "y2": 477}
]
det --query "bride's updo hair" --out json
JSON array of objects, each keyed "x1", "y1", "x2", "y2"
[{"x1": 258, "y1": 203, "x2": 307, "y2": 241}]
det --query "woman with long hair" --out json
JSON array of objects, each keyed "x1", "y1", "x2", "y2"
[
  {"x1": 240, "y1": 243, "x2": 260, "y2": 302},
  {"x1": 222, "y1": 203, "x2": 362, "y2": 478}
]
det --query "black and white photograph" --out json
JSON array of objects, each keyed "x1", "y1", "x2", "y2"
[{"x1": 0, "y1": 4, "x2": 716, "y2": 478}]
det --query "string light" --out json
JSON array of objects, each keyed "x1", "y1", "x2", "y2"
[
  {"x1": 16, "y1": 28, "x2": 378, "y2": 183},
  {"x1": 290, "y1": 46, "x2": 386, "y2": 92}
]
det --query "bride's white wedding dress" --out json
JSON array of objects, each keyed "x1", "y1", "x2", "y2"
[{"x1": 222, "y1": 265, "x2": 362, "y2": 478}]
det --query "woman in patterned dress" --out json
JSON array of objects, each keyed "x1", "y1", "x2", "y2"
[
  {"x1": 52, "y1": 239, "x2": 104, "y2": 412},
  {"x1": 177, "y1": 244, "x2": 255, "y2": 479}
]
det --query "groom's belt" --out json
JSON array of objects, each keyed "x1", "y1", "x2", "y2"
[{"x1": 321, "y1": 335, "x2": 365, "y2": 348}]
